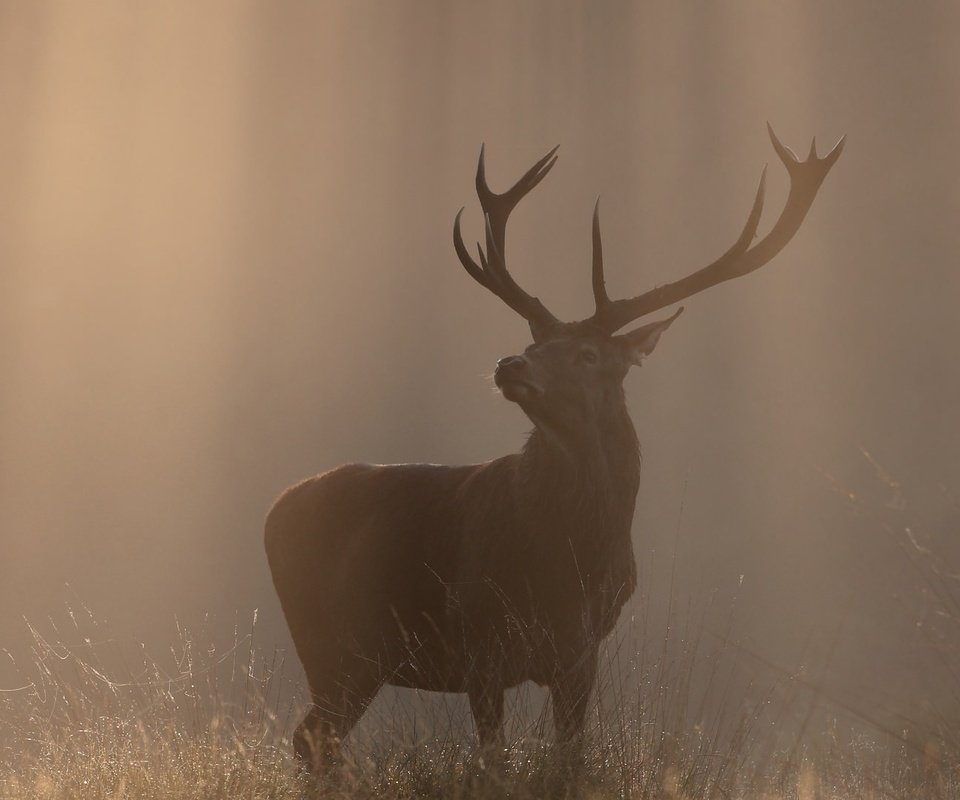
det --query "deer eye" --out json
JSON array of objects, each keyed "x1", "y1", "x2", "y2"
[{"x1": 578, "y1": 349, "x2": 599, "y2": 365}]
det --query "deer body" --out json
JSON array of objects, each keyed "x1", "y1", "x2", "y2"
[
  {"x1": 267, "y1": 440, "x2": 639, "y2": 683},
  {"x1": 265, "y1": 127, "x2": 843, "y2": 770},
  {"x1": 266, "y1": 394, "x2": 641, "y2": 757}
]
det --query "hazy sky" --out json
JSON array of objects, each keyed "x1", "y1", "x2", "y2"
[{"x1": 1, "y1": 1, "x2": 957, "y2": 728}]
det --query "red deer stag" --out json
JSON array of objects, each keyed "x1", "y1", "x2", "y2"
[{"x1": 265, "y1": 125, "x2": 843, "y2": 771}]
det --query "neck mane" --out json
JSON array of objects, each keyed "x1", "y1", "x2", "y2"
[{"x1": 516, "y1": 389, "x2": 641, "y2": 560}]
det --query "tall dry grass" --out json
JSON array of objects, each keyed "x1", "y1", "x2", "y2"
[
  {"x1": 3, "y1": 455, "x2": 959, "y2": 798},
  {"x1": 0, "y1": 597, "x2": 956, "y2": 799}
]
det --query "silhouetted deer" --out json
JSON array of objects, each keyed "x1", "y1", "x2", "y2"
[{"x1": 265, "y1": 126, "x2": 843, "y2": 771}]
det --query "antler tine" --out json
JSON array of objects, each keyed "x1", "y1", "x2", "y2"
[
  {"x1": 591, "y1": 199, "x2": 610, "y2": 310},
  {"x1": 453, "y1": 208, "x2": 491, "y2": 289},
  {"x1": 453, "y1": 146, "x2": 562, "y2": 340},
  {"x1": 477, "y1": 144, "x2": 559, "y2": 264},
  {"x1": 588, "y1": 125, "x2": 844, "y2": 335},
  {"x1": 477, "y1": 144, "x2": 560, "y2": 211}
]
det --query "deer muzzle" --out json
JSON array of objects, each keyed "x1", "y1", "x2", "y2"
[{"x1": 494, "y1": 355, "x2": 543, "y2": 402}]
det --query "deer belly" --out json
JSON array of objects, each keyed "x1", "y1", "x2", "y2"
[
  {"x1": 382, "y1": 630, "x2": 465, "y2": 692},
  {"x1": 380, "y1": 605, "x2": 546, "y2": 691},
  {"x1": 365, "y1": 574, "x2": 465, "y2": 692}
]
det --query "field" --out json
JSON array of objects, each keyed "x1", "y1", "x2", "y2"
[
  {"x1": 1, "y1": 593, "x2": 956, "y2": 800},
  {"x1": 2, "y1": 465, "x2": 957, "y2": 799}
]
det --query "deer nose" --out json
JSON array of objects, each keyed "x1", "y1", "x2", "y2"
[{"x1": 496, "y1": 355, "x2": 526, "y2": 370}]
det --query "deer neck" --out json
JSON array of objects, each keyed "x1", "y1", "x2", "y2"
[{"x1": 517, "y1": 393, "x2": 641, "y2": 549}]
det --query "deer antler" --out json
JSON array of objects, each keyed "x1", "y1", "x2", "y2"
[
  {"x1": 453, "y1": 127, "x2": 843, "y2": 342},
  {"x1": 453, "y1": 145, "x2": 563, "y2": 341},
  {"x1": 585, "y1": 124, "x2": 845, "y2": 335}
]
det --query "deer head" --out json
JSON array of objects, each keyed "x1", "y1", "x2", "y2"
[{"x1": 454, "y1": 127, "x2": 844, "y2": 440}]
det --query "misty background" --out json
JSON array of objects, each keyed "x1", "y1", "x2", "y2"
[{"x1": 1, "y1": 1, "x2": 957, "y2": 736}]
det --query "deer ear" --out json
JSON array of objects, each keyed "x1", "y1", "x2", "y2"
[{"x1": 616, "y1": 307, "x2": 684, "y2": 366}]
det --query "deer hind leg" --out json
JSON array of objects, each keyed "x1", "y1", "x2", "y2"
[
  {"x1": 294, "y1": 662, "x2": 383, "y2": 775},
  {"x1": 467, "y1": 678, "x2": 506, "y2": 757},
  {"x1": 549, "y1": 647, "x2": 598, "y2": 753}
]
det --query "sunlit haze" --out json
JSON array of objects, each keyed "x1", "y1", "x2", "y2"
[{"x1": 1, "y1": 1, "x2": 958, "y2": 748}]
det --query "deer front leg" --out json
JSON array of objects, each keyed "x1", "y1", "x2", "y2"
[
  {"x1": 550, "y1": 647, "x2": 598, "y2": 751},
  {"x1": 467, "y1": 679, "x2": 506, "y2": 752}
]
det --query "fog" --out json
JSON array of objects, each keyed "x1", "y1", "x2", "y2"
[{"x1": 1, "y1": 1, "x2": 958, "y2": 740}]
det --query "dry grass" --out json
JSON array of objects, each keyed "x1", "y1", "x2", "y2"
[
  {"x1": 0, "y1": 599, "x2": 957, "y2": 800},
  {"x1": 4, "y1": 456, "x2": 960, "y2": 799}
]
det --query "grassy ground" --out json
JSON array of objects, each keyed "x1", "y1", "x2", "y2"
[
  {"x1": 0, "y1": 603, "x2": 956, "y2": 800},
  {"x1": 4, "y1": 456, "x2": 956, "y2": 797}
]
